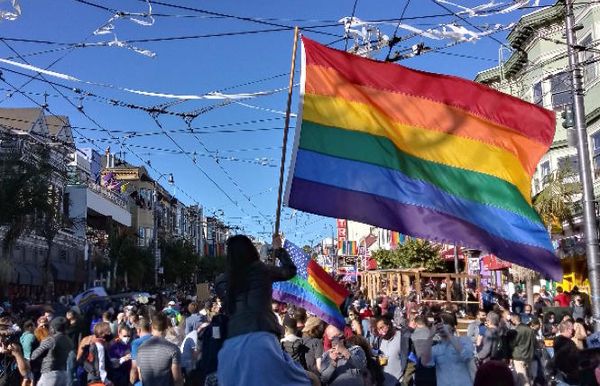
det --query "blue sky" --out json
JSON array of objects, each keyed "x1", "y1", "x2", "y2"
[{"x1": 0, "y1": 0, "x2": 554, "y2": 244}]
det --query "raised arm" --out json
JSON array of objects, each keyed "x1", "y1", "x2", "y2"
[
  {"x1": 30, "y1": 336, "x2": 52, "y2": 362},
  {"x1": 266, "y1": 248, "x2": 297, "y2": 282},
  {"x1": 265, "y1": 234, "x2": 297, "y2": 282}
]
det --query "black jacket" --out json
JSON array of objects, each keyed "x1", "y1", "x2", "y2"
[{"x1": 216, "y1": 248, "x2": 296, "y2": 339}]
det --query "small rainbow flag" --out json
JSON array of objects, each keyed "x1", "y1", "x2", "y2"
[
  {"x1": 273, "y1": 240, "x2": 349, "y2": 328},
  {"x1": 284, "y1": 37, "x2": 561, "y2": 280}
]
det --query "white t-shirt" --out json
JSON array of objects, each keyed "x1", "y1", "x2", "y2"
[{"x1": 95, "y1": 342, "x2": 107, "y2": 382}]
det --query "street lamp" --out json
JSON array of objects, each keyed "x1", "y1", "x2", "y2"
[{"x1": 153, "y1": 173, "x2": 174, "y2": 287}]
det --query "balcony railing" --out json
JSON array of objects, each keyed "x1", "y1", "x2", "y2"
[{"x1": 86, "y1": 180, "x2": 128, "y2": 209}]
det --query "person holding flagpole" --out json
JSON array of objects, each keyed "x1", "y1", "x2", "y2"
[{"x1": 215, "y1": 234, "x2": 316, "y2": 386}]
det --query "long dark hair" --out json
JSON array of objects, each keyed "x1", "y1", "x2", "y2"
[{"x1": 225, "y1": 235, "x2": 260, "y2": 314}]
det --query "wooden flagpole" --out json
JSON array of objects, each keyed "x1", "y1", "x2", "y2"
[{"x1": 274, "y1": 26, "x2": 300, "y2": 236}]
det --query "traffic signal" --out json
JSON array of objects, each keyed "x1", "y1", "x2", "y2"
[{"x1": 562, "y1": 107, "x2": 574, "y2": 129}]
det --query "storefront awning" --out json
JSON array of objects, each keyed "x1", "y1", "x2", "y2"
[
  {"x1": 13, "y1": 265, "x2": 31, "y2": 285},
  {"x1": 26, "y1": 265, "x2": 43, "y2": 286}
]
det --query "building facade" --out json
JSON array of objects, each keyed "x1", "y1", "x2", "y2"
[{"x1": 474, "y1": 0, "x2": 600, "y2": 287}]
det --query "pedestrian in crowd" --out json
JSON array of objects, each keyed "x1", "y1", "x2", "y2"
[
  {"x1": 199, "y1": 300, "x2": 212, "y2": 322},
  {"x1": 477, "y1": 311, "x2": 504, "y2": 363},
  {"x1": 215, "y1": 234, "x2": 315, "y2": 386},
  {"x1": 346, "y1": 334, "x2": 384, "y2": 386},
  {"x1": 301, "y1": 317, "x2": 325, "y2": 377},
  {"x1": 348, "y1": 307, "x2": 363, "y2": 336},
  {"x1": 421, "y1": 312, "x2": 474, "y2": 386},
  {"x1": 533, "y1": 294, "x2": 546, "y2": 316},
  {"x1": 539, "y1": 288, "x2": 552, "y2": 304},
  {"x1": 34, "y1": 316, "x2": 49, "y2": 343},
  {"x1": 129, "y1": 318, "x2": 152, "y2": 386},
  {"x1": 571, "y1": 286, "x2": 591, "y2": 317},
  {"x1": 103, "y1": 312, "x2": 117, "y2": 337},
  {"x1": 572, "y1": 294, "x2": 587, "y2": 321},
  {"x1": 136, "y1": 313, "x2": 183, "y2": 386},
  {"x1": 30, "y1": 316, "x2": 73, "y2": 386},
  {"x1": 108, "y1": 325, "x2": 132, "y2": 386},
  {"x1": 572, "y1": 319, "x2": 588, "y2": 350},
  {"x1": 294, "y1": 308, "x2": 308, "y2": 333},
  {"x1": 520, "y1": 304, "x2": 534, "y2": 326},
  {"x1": 19, "y1": 320, "x2": 36, "y2": 361},
  {"x1": 374, "y1": 316, "x2": 412, "y2": 386},
  {"x1": 84, "y1": 321, "x2": 112, "y2": 385},
  {"x1": 542, "y1": 312, "x2": 557, "y2": 338},
  {"x1": 554, "y1": 320, "x2": 577, "y2": 354},
  {"x1": 281, "y1": 314, "x2": 307, "y2": 369},
  {"x1": 511, "y1": 290, "x2": 525, "y2": 314},
  {"x1": 0, "y1": 315, "x2": 31, "y2": 386},
  {"x1": 466, "y1": 309, "x2": 487, "y2": 350},
  {"x1": 554, "y1": 286, "x2": 571, "y2": 308},
  {"x1": 184, "y1": 302, "x2": 202, "y2": 335},
  {"x1": 180, "y1": 320, "x2": 208, "y2": 386},
  {"x1": 509, "y1": 313, "x2": 536, "y2": 386},
  {"x1": 319, "y1": 332, "x2": 366, "y2": 386}
]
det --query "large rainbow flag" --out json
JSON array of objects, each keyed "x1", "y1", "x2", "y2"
[
  {"x1": 273, "y1": 240, "x2": 349, "y2": 328},
  {"x1": 284, "y1": 37, "x2": 561, "y2": 280}
]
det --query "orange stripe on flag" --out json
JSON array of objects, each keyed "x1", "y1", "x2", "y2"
[{"x1": 305, "y1": 65, "x2": 545, "y2": 176}]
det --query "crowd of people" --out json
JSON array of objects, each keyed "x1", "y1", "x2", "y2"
[{"x1": 0, "y1": 235, "x2": 599, "y2": 386}]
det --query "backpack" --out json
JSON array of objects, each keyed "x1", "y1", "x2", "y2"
[
  {"x1": 281, "y1": 339, "x2": 308, "y2": 369},
  {"x1": 490, "y1": 330, "x2": 511, "y2": 360},
  {"x1": 197, "y1": 314, "x2": 228, "y2": 383}
]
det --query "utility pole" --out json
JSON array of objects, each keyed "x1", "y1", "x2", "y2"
[{"x1": 565, "y1": 0, "x2": 600, "y2": 332}]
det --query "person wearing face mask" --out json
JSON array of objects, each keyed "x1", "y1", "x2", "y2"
[
  {"x1": 347, "y1": 307, "x2": 363, "y2": 337},
  {"x1": 374, "y1": 316, "x2": 412, "y2": 386},
  {"x1": 421, "y1": 313, "x2": 474, "y2": 386},
  {"x1": 542, "y1": 312, "x2": 557, "y2": 339},
  {"x1": 571, "y1": 296, "x2": 586, "y2": 321},
  {"x1": 84, "y1": 322, "x2": 113, "y2": 386},
  {"x1": 30, "y1": 317, "x2": 73, "y2": 386},
  {"x1": 108, "y1": 326, "x2": 132, "y2": 386}
]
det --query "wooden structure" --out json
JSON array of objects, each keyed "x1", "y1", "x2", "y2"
[{"x1": 363, "y1": 269, "x2": 480, "y2": 303}]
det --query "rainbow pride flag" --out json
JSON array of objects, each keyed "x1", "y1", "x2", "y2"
[
  {"x1": 285, "y1": 37, "x2": 561, "y2": 280},
  {"x1": 273, "y1": 240, "x2": 349, "y2": 328}
]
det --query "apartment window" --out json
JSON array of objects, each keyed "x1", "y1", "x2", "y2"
[
  {"x1": 532, "y1": 81, "x2": 543, "y2": 105},
  {"x1": 557, "y1": 155, "x2": 579, "y2": 174},
  {"x1": 550, "y1": 71, "x2": 572, "y2": 110},
  {"x1": 581, "y1": 34, "x2": 597, "y2": 85},
  {"x1": 541, "y1": 161, "x2": 551, "y2": 184},
  {"x1": 593, "y1": 132, "x2": 600, "y2": 178},
  {"x1": 138, "y1": 227, "x2": 153, "y2": 247}
]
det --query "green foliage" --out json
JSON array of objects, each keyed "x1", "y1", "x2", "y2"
[
  {"x1": 197, "y1": 255, "x2": 226, "y2": 282},
  {"x1": 372, "y1": 238, "x2": 445, "y2": 272},
  {"x1": 0, "y1": 143, "x2": 64, "y2": 251},
  {"x1": 108, "y1": 229, "x2": 154, "y2": 289},
  {"x1": 533, "y1": 167, "x2": 581, "y2": 233},
  {"x1": 0, "y1": 141, "x2": 68, "y2": 299},
  {"x1": 162, "y1": 239, "x2": 201, "y2": 284}
]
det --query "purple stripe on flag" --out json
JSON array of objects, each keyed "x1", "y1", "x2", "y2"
[
  {"x1": 288, "y1": 178, "x2": 562, "y2": 280},
  {"x1": 273, "y1": 289, "x2": 345, "y2": 329}
]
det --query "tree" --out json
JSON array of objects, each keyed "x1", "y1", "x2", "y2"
[
  {"x1": 162, "y1": 239, "x2": 201, "y2": 284},
  {"x1": 107, "y1": 228, "x2": 154, "y2": 290},
  {"x1": 0, "y1": 140, "x2": 68, "y2": 299},
  {"x1": 197, "y1": 255, "x2": 226, "y2": 282},
  {"x1": 372, "y1": 238, "x2": 445, "y2": 272},
  {"x1": 533, "y1": 166, "x2": 581, "y2": 234}
]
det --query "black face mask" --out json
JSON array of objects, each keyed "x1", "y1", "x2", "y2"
[{"x1": 103, "y1": 334, "x2": 113, "y2": 341}]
